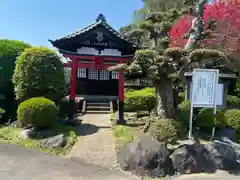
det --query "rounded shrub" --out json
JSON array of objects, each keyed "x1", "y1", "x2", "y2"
[
  {"x1": 227, "y1": 95, "x2": 240, "y2": 106},
  {"x1": 17, "y1": 97, "x2": 58, "y2": 128},
  {"x1": 196, "y1": 108, "x2": 227, "y2": 130},
  {"x1": 150, "y1": 119, "x2": 183, "y2": 144},
  {"x1": 224, "y1": 109, "x2": 240, "y2": 132},
  {"x1": 124, "y1": 88, "x2": 156, "y2": 112},
  {"x1": 13, "y1": 47, "x2": 66, "y2": 103}
]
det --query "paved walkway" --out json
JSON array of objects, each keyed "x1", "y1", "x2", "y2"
[
  {"x1": 0, "y1": 144, "x2": 138, "y2": 180},
  {"x1": 68, "y1": 113, "x2": 118, "y2": 169}
]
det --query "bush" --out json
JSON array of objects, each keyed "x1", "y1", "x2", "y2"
[
  {"x1": 150, "y1": 119, "x2": 183, "y2": 144},
  {"x1": 178, "y1": 91, "x2": 186, "y2": 102},
  {"x1": 13, "y1": 47, "x2": 66, "y2": 103},
  {"x1": 58, "y1": 99, "x2": 79, "y2": 118},
  {"x1": 0, "y1": 39, "x2": 31, "y2": 120},
  {"x1": 224, "y1": 109, "x2": 240, "y2": 132},
  {"x1": 196, "y1": 108, "x2": 227, "y2": 130},
  {"x1": 124, "y1": 88, "x2": 156, "y2": 112},
  {"x1": 17, "y1": 97, "x2": 58, "y2": 128},
  {"x1": 227, "y1": 95, "x2": 240, "y2": 106},
  {"x1": 176, "y1": 100, "x2": 190, "y2": 126},
  {"x1": 0, "y1": 108, "x2": 6, "y2": 120}
]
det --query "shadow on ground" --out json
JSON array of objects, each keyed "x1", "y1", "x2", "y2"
[{"x1": 75, "y1": 123, "x2": 111, "y2": 136}]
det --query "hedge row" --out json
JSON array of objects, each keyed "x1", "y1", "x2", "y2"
[
  {"x1": 124, "y1": 88, "x2": 156, "y2": 112},
  {"x1": 177, "y1": 100, "x2": 240, "y2": 133}
]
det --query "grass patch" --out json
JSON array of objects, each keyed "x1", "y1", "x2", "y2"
[
  {"x1": 112, "y1": 125, "x2": 136, "y2": 150},
  {"x1": 0, "y1": 123, "x2": 78, "y2": 155}
]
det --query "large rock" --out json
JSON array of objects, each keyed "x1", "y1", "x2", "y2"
[
  {"x1": 19, "y1": 128, "x2": 36, "y2": 139},
  {"x1": 9, "y1": 120, "x2": 23, "y2": 128},
  {"x1": 215, "y1": 127, "x2": 236, "y2": 142},
  {"x1": 171, "y1": 143, "x2": 216, "y2": 174},
  {"x1": 221, "y1": 137, "x2": 240, "y2": 161},
  {"x1": 117, "y1": 135, "x2": 173, "y2": 178},
  {"x1": 40, "y1": 134, "x2": 66, "y2": 149},
  {"x1": 36, "y1": 129, "x2": 58, "y2": 139},
  {"x1": 204, "y1": 140, "x2": 240, "y2": 171}
]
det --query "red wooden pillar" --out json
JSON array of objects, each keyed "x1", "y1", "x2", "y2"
[
  {"x1": 117, "y1": 60, "x2": 126, "y2": 125},
  {"x1": 68, "y1": 57, "x2": 77, "y2": 119}
]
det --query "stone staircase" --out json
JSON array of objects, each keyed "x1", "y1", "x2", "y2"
[{"x1": 82, "y1": 99, "x2": 113, "y2": 114}]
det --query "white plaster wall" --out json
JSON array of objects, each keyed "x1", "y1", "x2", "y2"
[{"x1": 77, "y1": 47, "x2": 98, "y2": 55}]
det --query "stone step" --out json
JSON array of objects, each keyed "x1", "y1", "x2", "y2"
[
  {"x1": 87, "y1": 102, "x2": 110, "y2": 106},
  {"x1": 86, "y1": 106, "x2": 111, "y2": 111},
  {"x1": 85, "y1": 110, "x2": 111, "y2": 114}
]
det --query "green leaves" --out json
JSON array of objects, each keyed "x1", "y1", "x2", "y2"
[
  {"x1": 188, "y1": 48, "x2": 227, "y2": 62},
  {"x1": 0, "y1": 39, "x2": 30, "y2": 56},
  {"x1": 12, "y1": 46, "x2": 66, "y2": 103}
]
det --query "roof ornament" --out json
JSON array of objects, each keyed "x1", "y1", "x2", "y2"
[{"x1": 96, "y1": 14, "x2": 106, "y2": 22}]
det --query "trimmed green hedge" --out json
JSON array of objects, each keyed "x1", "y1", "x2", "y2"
[
  {"x1": 124, "y1": 88, "x2": 156, "y2": 112},
  {"x1": 224, "y1": 109, "x2": 240, "y2": 133},
  {"x1": 17, "y1": 97, "x2": 58, "y2": 128},
  {"x1": 13, "y1": 47, "x2": 66, "y2": 103},
  {"x1": 227, "y1": 95, "x2": 240, "y2": 106},
  {"x1": 196, "y1": 108, "x2": 227, "y2": 130}
]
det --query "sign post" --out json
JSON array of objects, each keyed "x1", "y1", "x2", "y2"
[{"x1": 189, "y1": 69, "x2": 219, "y2": 139}]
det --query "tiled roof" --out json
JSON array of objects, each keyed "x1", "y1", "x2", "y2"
[{"x1": 52, "y1": 14, "x2": 133, "y2": 44}]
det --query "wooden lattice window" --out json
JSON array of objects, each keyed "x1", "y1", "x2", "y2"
[
  {"x1": 111, "y1": 71, "x2": 119, "y2": 79},
  {"x1": 77, "y1": 68, "x2": 87, "y2": 78},
  {"x1": 88, "y1": 68, "x2": 99, "y2": 80},
  {"x1": 99, "y1": 70, "x2": 109, "y2": 80},
  {"x1": 64, "y1": 67, "x2": 71, "y2": 84}
]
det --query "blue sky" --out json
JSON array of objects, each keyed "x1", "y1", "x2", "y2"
[{"x1": 0, "y1": 0, "x2": 143, "y2": 48}]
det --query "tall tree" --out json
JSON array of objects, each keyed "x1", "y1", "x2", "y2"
[
  {"x1": 113, "y1": 0, "x2": 230, "y2": 119},
  {"x1": 170, "y1": 1, "x2": 240, "y2": 60}
]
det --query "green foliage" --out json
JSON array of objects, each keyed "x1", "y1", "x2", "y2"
[
  {"x1": 17, "y1": 97, "x2": 58, "y2": 128},
  {"x1": 124, "y1": 88, "x2": 156, "y2": 112},
  {"x1": 0, "y1": 123, "x2": 77, "y2": 155},
  {"x1": 176, "y1": 100, "x2": 190, "y2": 126},
  {"x1": 227, "y1": 95, "x2": 240, "y2": 106},
  {"x1": 150, "y1": 118, "x2": 183, "y2": 144},
  {"x1": 13, "y1": 47, "x2": 66, "y2": 103},
  {"x1": 112, "y1": 125, "x2": 136, "y2": 150},
  {"x1": 0, "y1": 108, "x2": 6, "y2": 120},
  {"x1": 178, "y1": 91, "x2": 186, "y2": 102},
  {"x1": 0, "y1": 39, "x2": 31, "y2": 56},
  {"x1": 0, "y1": 40, "x2": 31, "y2": 119},
  {"x1": 58, "y1": 99, "x2": 79, "y2": 118},
  {"x1": 196, "y1": 108, "x2": 227, "y2": 130},
  {"x1": 224, "y1": 109, "x2": 240, "y2": 132},
  {"x1": 234, "y1": 78, "x2": 240, "y2": 96}
]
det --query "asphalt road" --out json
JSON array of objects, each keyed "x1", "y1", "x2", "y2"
[
  {"x1": 1, "y1": 144, "x2": 240, "y2": 180},
  {"x1": 0, "y1": 144, "x2": 138, "y2": 180},
  {"x1": 173, "y1": 171, "x2": 240, "y2": 180}
]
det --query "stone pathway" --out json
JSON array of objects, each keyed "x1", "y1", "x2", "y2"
[{"x1": 67, "y1": 113, "x2": 118, "y2": 169}]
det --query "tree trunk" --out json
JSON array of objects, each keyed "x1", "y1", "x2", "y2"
[{"x1": 155, "y1": 78, "x2": 175, "y2": 119}]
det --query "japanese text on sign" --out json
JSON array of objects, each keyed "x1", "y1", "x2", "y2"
[{"x1": 191, "y1": 69, "x2": 219, "y2": 107}]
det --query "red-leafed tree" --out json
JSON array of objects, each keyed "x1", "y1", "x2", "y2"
[{"x1": 170, "y1": 1, "x2": 240, "y2": 59}]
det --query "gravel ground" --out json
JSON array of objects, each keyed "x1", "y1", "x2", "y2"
[{"x1": 68, "y1": 113, "x2": 118, "y2": 169}]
